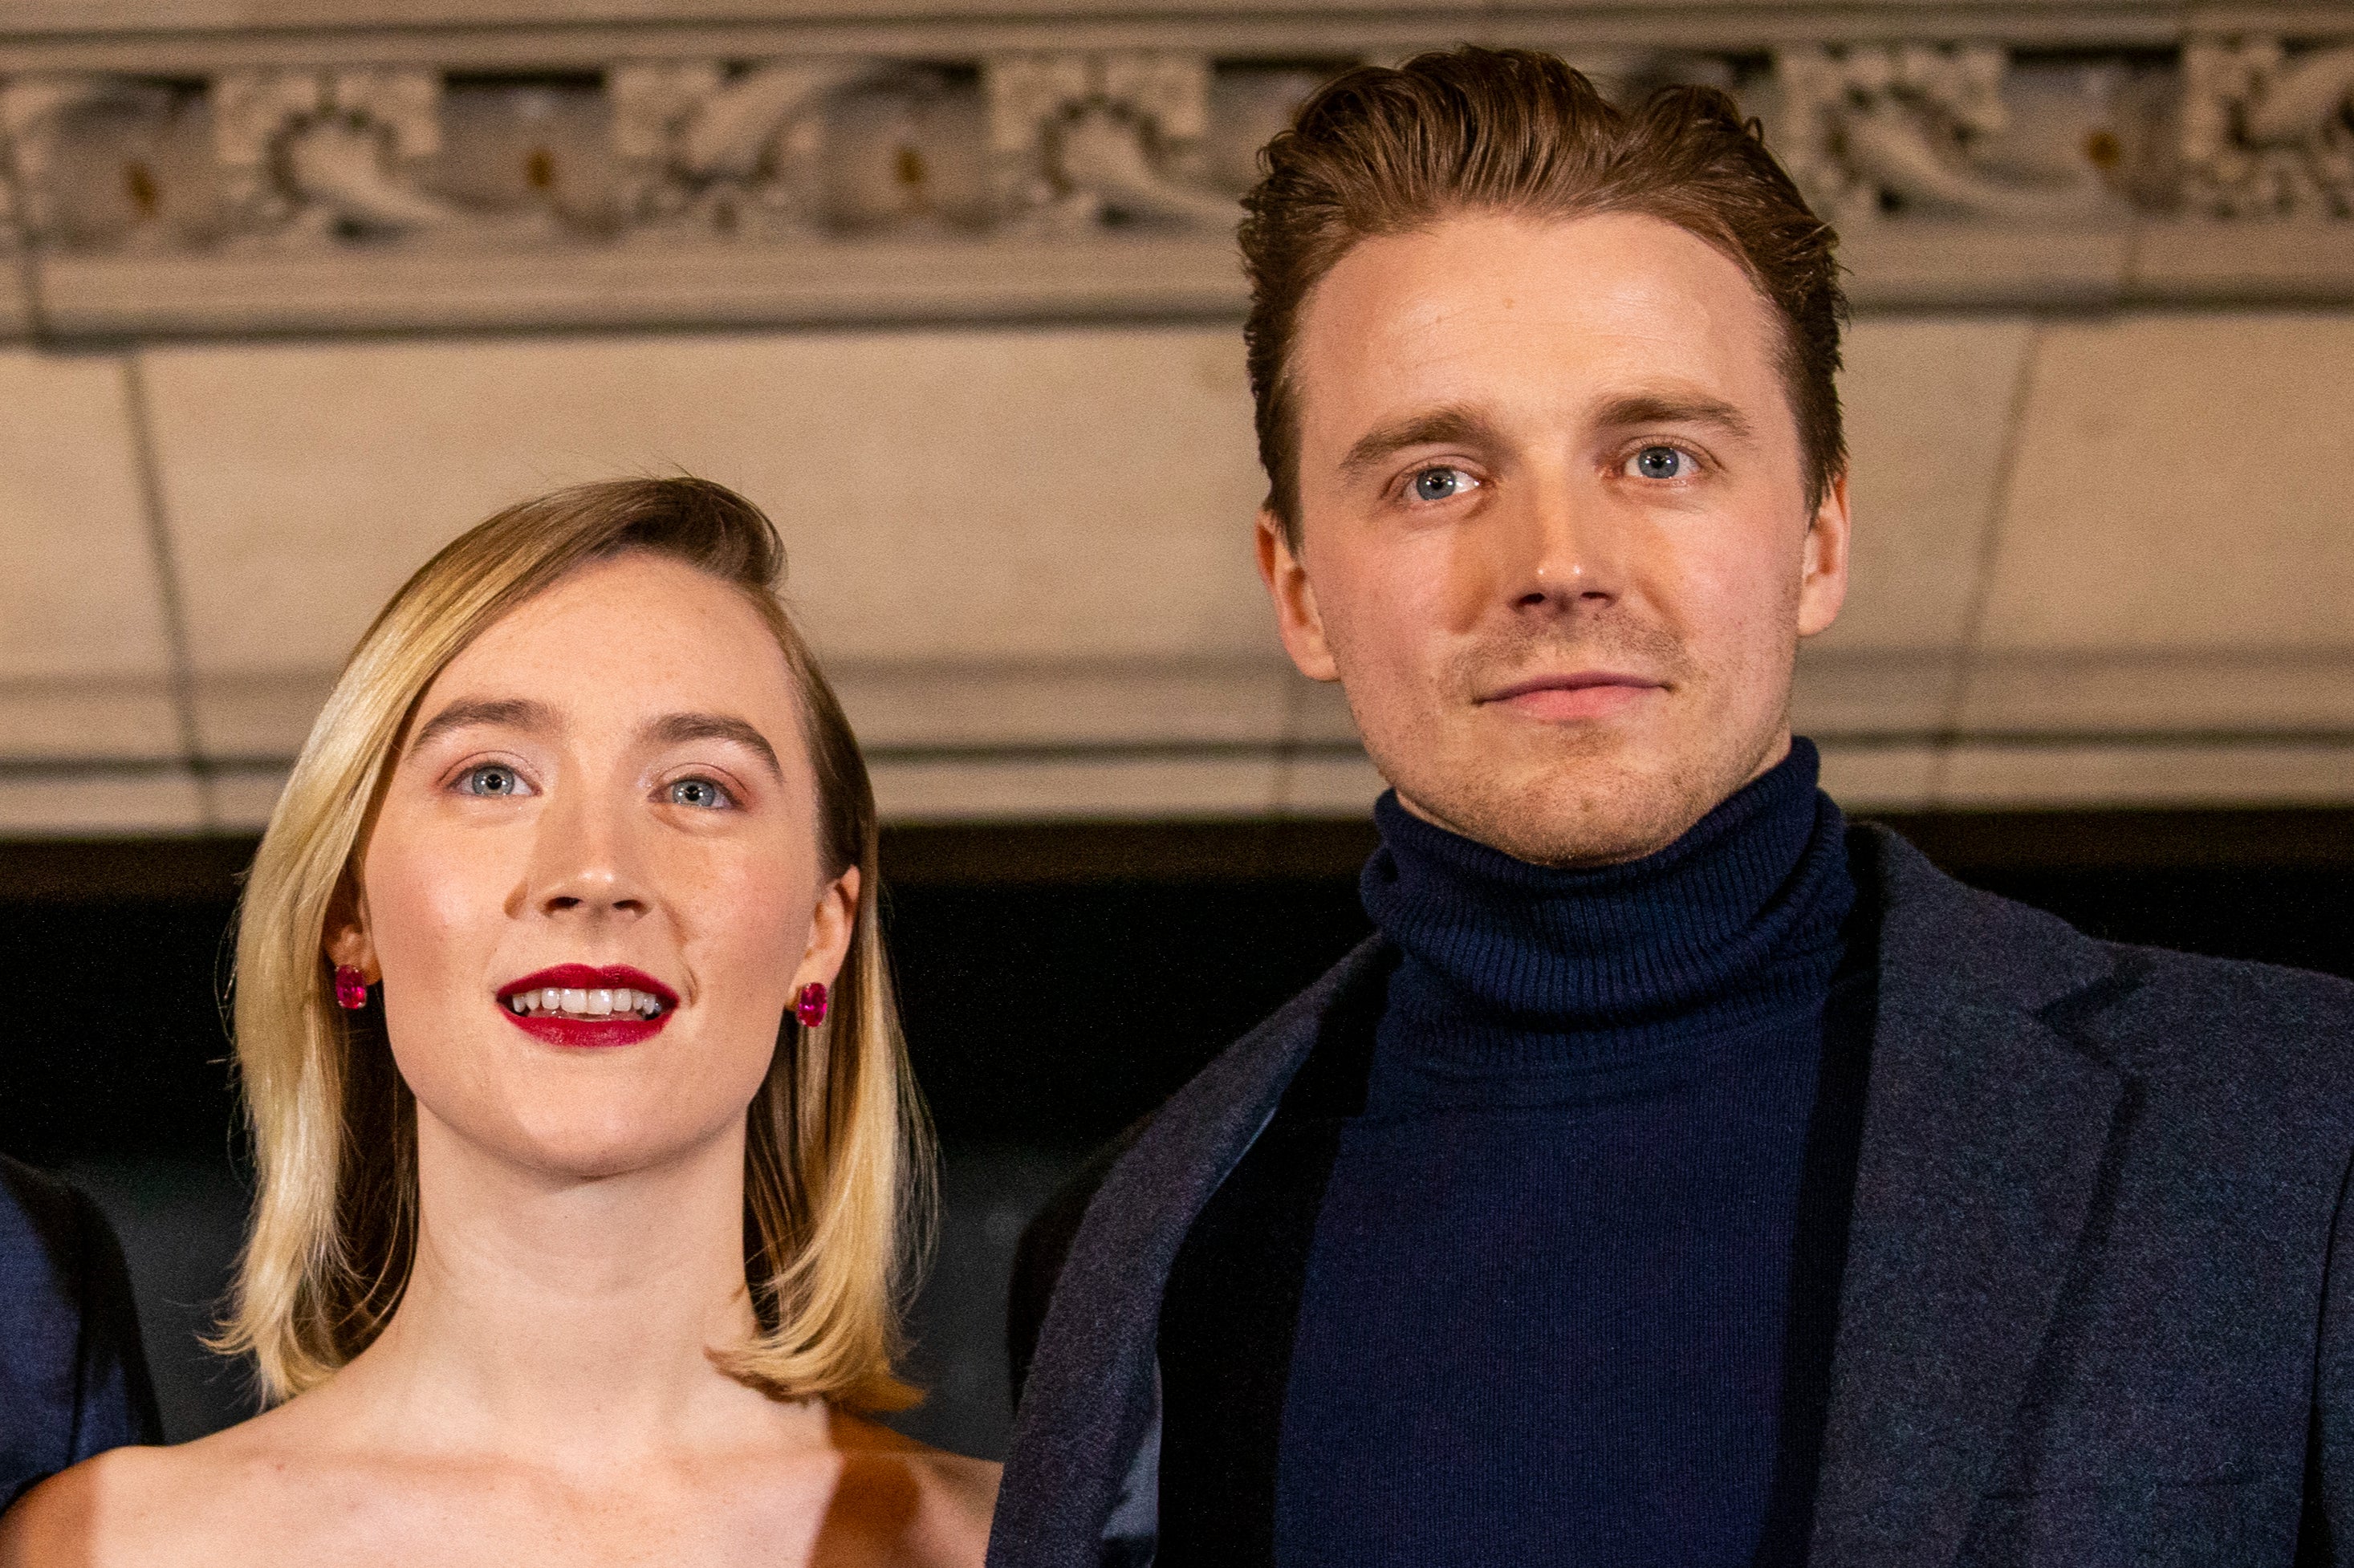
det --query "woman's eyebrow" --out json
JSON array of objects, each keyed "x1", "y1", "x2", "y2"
[
  {"x1": 646, "y1": 712, "x2": 783, "y2": 782},
  {"x1": 407, "y1": 697, "x2": 554, "y2": 755}
]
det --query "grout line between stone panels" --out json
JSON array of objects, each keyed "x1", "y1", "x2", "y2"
[
  {"x1": 118, "y1": 351, "x2": 215, "y2": 829},
  {"x1": 1927, "y1": 319, "x2": 2046, "y2": 809}
]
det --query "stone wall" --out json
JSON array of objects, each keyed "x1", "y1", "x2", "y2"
[{"x1": 2, "y1": 0, "x2": 2350, "y2": 829}]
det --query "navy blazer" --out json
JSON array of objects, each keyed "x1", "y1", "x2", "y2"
[
  {"x1": 994, "y1": 826, "x2": 2354, "y2": 1567},
  {"x1": 0, "y1": 1156, "x2": 161, "y2": 1509}
]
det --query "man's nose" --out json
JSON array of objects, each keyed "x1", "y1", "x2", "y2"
[{"x1": 1494, "y1": 469, "x2": 1622, "y2": 612}]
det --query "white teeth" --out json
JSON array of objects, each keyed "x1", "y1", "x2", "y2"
[{"x1": 506, "y1": 982, "x2": 666, "y2": 1020}]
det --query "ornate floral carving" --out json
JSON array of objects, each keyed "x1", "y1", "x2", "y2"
[
  {"x1": 2181, "y1": 38, "x2": 2354, "y2": 219},
  {"x1": 0, "y1": 21, "x2": 2343, "y2": 327},
  {"x1": 210, "y1": 67, "x2": 458, "y2": 241},
  {"x1": 1770, "y1": 43, "x2": 2126, "y2": 223},
  {"x1": 986, "y1": 52, "x2": 1234, "y2": 232}
]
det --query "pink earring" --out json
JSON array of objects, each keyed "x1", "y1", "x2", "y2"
[
  {"x1": 333, "y1": 965, "x2": 369, "y2": 1011},
  {"x1": 795, "y1": 982, "x2": 829, "y2": 1028}
]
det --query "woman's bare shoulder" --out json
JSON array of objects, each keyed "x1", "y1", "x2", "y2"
[
  {"x1": 1, "y1": 1440, "x2": 209, "y2": 1566},
  {"x1": 0, "y1": 1410, "x2": 318, "y2": 1567},
  {"x1": 825, "y1": 1412, "x2": 1002, "y2": 1566}
]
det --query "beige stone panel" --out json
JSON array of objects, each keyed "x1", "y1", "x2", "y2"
[
  {"x1": 0, "y1": 350, "x2": 179, "y2": 758},
  {"x1": 1287, "y1": 678, "x2": 1361, "y2": 746},
  {"x1": 138, "y1": 325, "x2": 1275, "y2": 705},
  {"x1": 208, "y1": 766, "x2": 293, "y2": 832},
  {"x1": 1815, "y1": 317, "x2": 2034, "y2": 655},
  {"x1": 1937, "y1": 742, "x2": 2354, "y2": 808},
  {"x1": 1277, "y1": 750, "x2": 1386, "y2": 819},
  {"x1": 2131, "y1": 222, "x2": 2354, "y2": 303},
  {"x1": 1815, "y1": 741, "x2": 1939, "y2": 813},
  {"x1": 1791, "y1": 648, "x2": 1954, "y2": 737},
  {"x1": 870, "y1": 754, "x2": 1279, "y2": 822},
  {"x1": 1955, "y1": 651, "x2": 2354, "y2": 734},
  {"x1": 0, "y1": 771, "x2": 203, "y2": 835},
  {"x1": 1840, "y1": 225, "x2": 2127, "y2": 311},
  {"x1": 0, "y1": 271, "x2": 27, "y2": 339},
  {"x1": 0, "y1": 682, "x2": 181, "y2": 762},
  {"x1": 833, "y1": 659, "x2": 1292, "y2": 751},
  {"x1": 193, "y1": 672, "x2": 336, "y2": 762},
  {"x1": 1978, "y1": 312, "x2": 2354, "y2": 653}
]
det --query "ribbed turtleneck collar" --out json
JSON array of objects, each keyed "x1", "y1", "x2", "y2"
[{"x1": 1360, "y1": 738, "x2": 1855, "y2": 1082}]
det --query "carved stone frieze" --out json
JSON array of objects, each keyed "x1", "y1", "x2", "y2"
[
  {"x1": 1767, "y1": 43, "x2": 2136, "y2": 224},
  {"x1": 0, "y1": 18, "x2": 2346, "y2": 334},
  {"x1": 2181, "y1": 37, "x2": 2354, "y2": 218}
]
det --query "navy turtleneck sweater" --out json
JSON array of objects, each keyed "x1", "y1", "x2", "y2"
[{"x1": 1159, "y1": 739, "x2": 1872, "y2": 1568}]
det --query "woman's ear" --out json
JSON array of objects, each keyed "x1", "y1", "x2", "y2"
[
  {"x1": 323, "y1": 874, "x2": 380, "y2": 982},
  {"x1": 794, "y1": 866, "x2": 860, "y2": 990}
]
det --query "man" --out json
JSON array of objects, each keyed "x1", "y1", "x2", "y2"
[
  {"x1": 0, "y1": 1155, "x2": 160, "y2": 1509},
  {"x1": 991, "y1": 47, "x2": 2354, "y2": 1568}
]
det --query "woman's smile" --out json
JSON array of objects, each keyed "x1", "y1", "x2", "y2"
[{"x1": 496, "y1": 962, "x2": 680, "y2": 1048}]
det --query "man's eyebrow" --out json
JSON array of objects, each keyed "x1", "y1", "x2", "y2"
[
  {"x1": 646, "y1": 712, "x2": 783, "y2": 782},
  {"x1": 1339, "y1": 406, "x2": 1506, "y2": 480},
  {"x1": 1593, "y1": 392, "x2": 1755, "y2": 441},
  {"x1": 407, "y1": 697, "x2": 554, "y2": 755}
]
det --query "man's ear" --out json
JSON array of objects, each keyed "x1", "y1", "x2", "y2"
[
  {"x1": 1255, "y1": 508, "x2": 1340, "y2": 683},
  {"x1": 1795, "y1": 469, "x2": 1852, "y2": 640},
  {"x1": 793, "y1": 865, "x2": 860, "y2": 992},
  {"x1": 323, "y1": 873, "x2": 379, "y2": 981}
]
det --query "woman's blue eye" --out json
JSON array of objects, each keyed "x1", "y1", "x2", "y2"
[
  {"x1": 458, "y1": 765, "x2": 527, "y2": 797},
  {"x1": 667, "y1": 778, "x2": 731, "y2": 810},
  {"x1": 1412, "y1": 467, "x2": 1475, "y2": 502},
  {"x1": 1632, "y1": 445, "x2": 1691, "y2": 479}
]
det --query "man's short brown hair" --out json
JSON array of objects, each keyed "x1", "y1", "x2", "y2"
[{"x1": 1239, "y1": 47, "x2": 1848, "y2": 545}]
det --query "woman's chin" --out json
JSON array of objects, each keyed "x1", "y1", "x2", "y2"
[{"x1": 433, "y1": 1097, "x2": 749, "y2": 1186}]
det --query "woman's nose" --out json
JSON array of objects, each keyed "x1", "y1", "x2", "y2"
[{"x1": 526, "y1": 792, "x2": 651, "y2": 920}]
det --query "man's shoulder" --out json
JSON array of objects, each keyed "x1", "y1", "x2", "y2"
[
  {"x1": 1004, "y1": 936, "x2": 1389, "y2": 1398},
  {"x1": 1862, "y1": 821, "x2": 2354, "y2": 1102},
  {"x1": 2074, "y1": 936, "x2": 2354, "y2": 1081}
]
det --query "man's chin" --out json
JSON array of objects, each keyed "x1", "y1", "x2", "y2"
[{"x1": 1391, "y1": 756, "x2": 1722, "y2": 870}]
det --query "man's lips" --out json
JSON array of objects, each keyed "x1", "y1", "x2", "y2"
[
  {"x1": 1481, "y1": 672, "x2": 1665, "y2": 721},
  {"x1": 496, "y1": 964, "x2": 679, "y2": 1050}
]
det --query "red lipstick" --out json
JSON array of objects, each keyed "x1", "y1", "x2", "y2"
[{"x1": 497, "y1": 963, "x2": 679, "y2": 1050}]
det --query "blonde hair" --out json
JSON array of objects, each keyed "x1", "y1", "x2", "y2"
[{"x1": 215, "y1": 476, "x2": 933, "y2": 1410}]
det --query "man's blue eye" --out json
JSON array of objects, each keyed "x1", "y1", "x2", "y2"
[
  {"x1": 1413, "y1": 467, "x2": 1473, "y2": 502},
  {"x1": 1633, "y1": 445, "x2": 1689, "y2": 479},
  {"x1": 668, "y1": 778, "x2": 730, "y2": 810},
  {"x1": 460, "y1": 765, "x2": 524, "y2": 797}
]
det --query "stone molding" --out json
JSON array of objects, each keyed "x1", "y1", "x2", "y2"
[{"x1": 0, "y1": 6, "x2": 2348, "y2": 337}]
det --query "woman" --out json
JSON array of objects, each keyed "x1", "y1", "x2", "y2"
[{"x1": 2, "y1": 478, "x2": 997, "y2": 1565}]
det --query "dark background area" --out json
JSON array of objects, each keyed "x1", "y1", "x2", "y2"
[{"x1": 4, "y1": 811, "x2": 2352, "y2": 1457}]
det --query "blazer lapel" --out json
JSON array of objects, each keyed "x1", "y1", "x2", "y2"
[
  {"x1": 989, "y1": 938, "x2": 1391, "y2": 1568},
  {"x1": 1810, "y1": 828, "x2": 2128, "y2": 1568}
]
